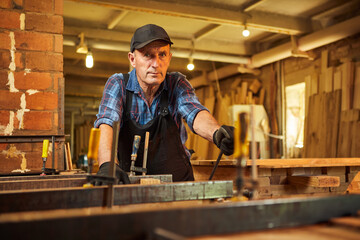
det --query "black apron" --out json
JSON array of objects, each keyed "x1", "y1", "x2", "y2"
[{"x1": 117, "y1": 74, "x2": 194, "y2": 182}]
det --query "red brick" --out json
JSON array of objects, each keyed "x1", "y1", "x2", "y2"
[
  {"x1": 26, "y1": 92, "x2": 58, "y2": 110},
  {"x1": 24, "y1": 0, "x2": 52, "y2": 13},
  {"x1": 0, "y1": 70, "x2": 8, "y2": 89},
  {"x1": 54, "y1": 0, "x2": 63, "y2": 15},
  {"x1": 25, "y1": 52, "x2": 63, "y2": 71},
  {"x1": 25, "y1": 151, "x2": 44, "y2": 170},
  {"x1": 0, "y1": 143, "x2": 8, "y2": 151},
  {"x1": 13, "y1": 0, "x2": 23, "y2": 8},
  {"x1": 23, "y1": 111, "x2": 52, "y2": 130},
  {"x1": 0, "y1": 110, "x2": 10, "y2": 125},
  {"x1": 0, "y1": 90, "x2": 22, "y2": 109},
  {"x1": 14, "y1": 31, "x2": 53, "y2": 51},
  {"x1": 0, "y1": 31, "x2": 10, "y2": 50},
  {"x1": 15, "y1": 52, "x2": 23, "y2": 70},
  {"x1": 25, "y1": 13, "x2": 63, "y2": 34},
  {"x1": 0, "y1": 151, "x2": 22, "y2": 172},
  {"x1": 54, "y1": 34, "x2": 63, "y2": 53},
  {"x1": 0, "y1": 50, "x2": 11, "y2": 69},
  {"x1": 0, "y1": 0, "x2": 12, "y2": 8},
  {"x1": 14, "y1": 71, "x2": 52, "y2": 90},
  {"x1": 0, "y1": 9, "x2": 20, "y2": 29}
]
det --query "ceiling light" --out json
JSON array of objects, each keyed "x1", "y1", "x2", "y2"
[
  {"x1": 242, "y1": 26, "x2": 250, "y2": 37},
  {"x1": 187, "y1": 58, "x2": 194, "y2": 71},
  {"x1": 76, "y1": 32, "x2": 88, "y2": 54},
  {"x1": 86, "y1": 50, "x2": 94, "y2": 68}
]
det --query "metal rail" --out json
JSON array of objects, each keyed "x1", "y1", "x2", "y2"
[
  {"x1": 0, "y1": 194, "x2": 359, "y2": 239},
  {"x1": 0, "y1": 180, "x2": 233, "y2": 213}
]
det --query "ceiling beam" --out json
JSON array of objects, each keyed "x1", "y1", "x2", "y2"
[
  {"x1": 107, "y1": 10, "x2": 128, "y2": 29},
  {"x1": 69, "y1": 0, "x2": 312, "y2": 35}
]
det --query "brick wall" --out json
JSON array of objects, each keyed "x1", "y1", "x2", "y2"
[{"x1": 0, "y1": 0, "x2": 64, "y2": 174}]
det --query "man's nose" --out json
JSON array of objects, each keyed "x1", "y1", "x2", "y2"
[{"x1": 151, "y1": 55, "x2": 160, "y2": 67}]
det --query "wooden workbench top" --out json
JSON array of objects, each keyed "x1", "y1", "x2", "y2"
[{"x1": 191, "y1": 158, "x2": 360, "y2": 168}]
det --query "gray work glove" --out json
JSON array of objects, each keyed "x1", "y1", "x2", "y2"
[
  {"x1": 213, "y1": 125, "x2": 234, "y2": 156},
  {"x1": 95, "y1": 162, "x2": 130, "y2": 185}
]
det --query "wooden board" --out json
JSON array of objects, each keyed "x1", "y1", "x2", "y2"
[
  {"x1": 288, "y1": 175, "x2": 340, "y2": 187},
  {"x1": 341, "y1": 61, "x2": 355, "y2": 111},
  {"x1": 353, "y1": 63, "x2": 360, "y2": 109}
]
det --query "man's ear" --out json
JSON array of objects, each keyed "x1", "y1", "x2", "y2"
[{"x1": 128, "y1": 52, "x2": 136, "y2": 68}]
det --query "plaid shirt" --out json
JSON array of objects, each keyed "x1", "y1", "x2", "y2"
[{"x1": 94, "y1": 69, "x2": 208, "y2": 158}]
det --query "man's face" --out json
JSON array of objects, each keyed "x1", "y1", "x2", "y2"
[{"x1": 128, "y1": 40, "x2": 172, "y2": 88}]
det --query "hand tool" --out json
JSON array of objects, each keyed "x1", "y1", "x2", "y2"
[
  {"x1": 106, "y1": 121, "x2": 120, "y2": 208},
  {"x1": 40, "y1": 140, "x2": 49, "y2": 176},
  {"x1": 129, "y1": 135, "x2": 141, "y2": 176},
  {"x1": 83, "y1": 128, "x2": 100, "y2": 188},
  {"x1": 208, "y1": 150, "x2": 223, "y2": 180},
  {"x1": 142, "y1": 131, "x2": 150, "y2": 176},
  {"x1": 233, "y1": 112, "x2": 248, "y2": 199}
]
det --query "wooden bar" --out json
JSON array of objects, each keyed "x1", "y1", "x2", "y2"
[
  {"x1": 191, "y1": 158, "x2": 360, "y2": 168},
  {"x1": 288, "y1": 175, "x2": 340, "y2": 187}
]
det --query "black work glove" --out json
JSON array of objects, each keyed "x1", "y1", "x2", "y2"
[
  {"x1": 95, "y1": 162, "x2": 130, "y2": 185},
  {"x1": 213, "y1": 125, "x2": 234, "y2": 156}
]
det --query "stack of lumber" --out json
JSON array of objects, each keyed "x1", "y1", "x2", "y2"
[
  {"x1": 304, "y1": 51, "x2": 360, "y2": 157},
  {"x1": 186, "y1": 78, "x2": 266, "y2": 160}
]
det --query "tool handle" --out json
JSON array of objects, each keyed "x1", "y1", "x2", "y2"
[
  {"x1": 42, "y1": 140, "x2": 49, "y2": 158},
  {"x1": 233, "y1": 113, "x2": 249, "y2": 158},
  {"x1": 87, "y1": 128, "x2": 101, "y2": 160},
  {"x1": 131, "y1": 135, "x2": 141, "y2": 160},
  {"x1": 142, "y1": 132, "x2": 150, "y2": 175}
]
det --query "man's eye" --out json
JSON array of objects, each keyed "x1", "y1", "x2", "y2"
[
  {"x1": 160, "y1": 53, "x2": 166, "y2": 57},
  {"x1": 144, "y1": 53, "x2": 151, "y2": 57}
]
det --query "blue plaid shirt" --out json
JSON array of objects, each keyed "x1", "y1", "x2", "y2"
[{"x1": 94, "y1": 69, "x2": 208, "y2": 158}]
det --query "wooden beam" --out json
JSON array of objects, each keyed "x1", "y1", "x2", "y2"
[
  {"x1": 70, "y1": 0, "x2": 311, "y2": 34},
  {"x1": 288, "y1": 175, "x2": 340, "y2": 187},
  {"x1": 191, "y1": 158, "x2": 360, "y2": 168}
]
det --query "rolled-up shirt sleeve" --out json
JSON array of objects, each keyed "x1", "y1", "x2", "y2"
[
  {"x1": 94, "y1": 73, "x2": 125, "y2": 128},
  {"x1": 174, "y1": 74, "x2": 208, "y2": 132}
]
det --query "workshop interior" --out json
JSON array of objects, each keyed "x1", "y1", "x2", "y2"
[{"x1": 0, "y1": 0, "x2": 360, "y2": 239}]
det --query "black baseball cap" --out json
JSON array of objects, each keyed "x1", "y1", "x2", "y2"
[{"x1": 130, "y1": 24, "x2": 173, "y2": 52}]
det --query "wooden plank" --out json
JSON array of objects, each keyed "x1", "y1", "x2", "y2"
[
  {"x1": 321, "y1": 50, "x2": 328, "y2": 74},
  {"x1": 248, "y1": 79, "x2": 262, "y2": 94},
  {"x1": 288, "y1": 175, "x2": 340, "y2": 187},
  {"x1": 333, "y1": 68, "x2": 342, "y2": 91},
  {"x1": 324, "y1": 67, "x2": 334, "y2": 93},
  {"x1": 330, "y1": 216, "x2": 360, "y2": 229},
  {"x1": 325, "y1": 90, "x2": 341, "y2": 157},
  {"x1": 259, "y1": 88, "x2": 265, "y2": 105},
  {"x1": 341, "y1": 61, "x2": 355, "y2": 111},
  {"x1": 191, "y1": 158, "x2": 360, "y2": 168},
  {"x1": 0, "y1": 178, "x2": 88, "y2": 191},
  {"x1": 351, "y1": 121, "x2": 360, "y2": 157},
  {"x1": 310, "y1": 73, "x2": 319, "y2": 95},
  {"x1": 239, "y1": 81, "x2": 248, "y2": 104},
  {"x1": 354, "y1": 63, "x2": 360, "y2": 109}
]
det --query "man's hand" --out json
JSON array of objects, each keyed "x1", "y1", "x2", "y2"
[
  {"x1": 95, "y1": 162, "x2": 131, "y2": 185},
  {"x1": 213, "y1": 125, "x2": 234, "y2": 156}
]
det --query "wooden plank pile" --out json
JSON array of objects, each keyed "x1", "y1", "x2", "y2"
[
  {"x1": 186, "y1": 78, "x2": 265, "y2": 160},
  {"x1": 304, "y1": 51, "x2": 360, "y2": 158}
]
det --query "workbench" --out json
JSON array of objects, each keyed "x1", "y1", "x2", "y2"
[{"x1": 191, "y1": 158, "x2": 360, "y2": 197}]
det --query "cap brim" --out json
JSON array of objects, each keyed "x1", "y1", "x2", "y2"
[{"x1": 132, "y1": 38, "x2": 173, "y2": 52}]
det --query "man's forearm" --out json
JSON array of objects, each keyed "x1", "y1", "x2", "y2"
[
  {"x1": 193, "y1": 110, "x2": 220, "y2": 142},
  {"x1": 97, "y1": 124, "x2": 114, "y2": 167}
]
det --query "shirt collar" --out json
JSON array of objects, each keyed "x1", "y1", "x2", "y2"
[{"x1": 125, "y1": 69, "x2": 168, "y2": 95}]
